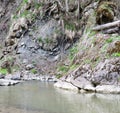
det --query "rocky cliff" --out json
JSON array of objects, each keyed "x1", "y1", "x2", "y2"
[{"x1": 0, "y1": 0, "x2": 120, "y2": 93}]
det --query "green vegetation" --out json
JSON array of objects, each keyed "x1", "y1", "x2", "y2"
[
  {"x1": 83, "y1": 59, "x2": 92, "y2": 64},
  {"x1": 20, "y1": 10, "x2": 30, "y2": 17},
  {"x1": 56, "y1": 63, "x2": 79, "y2": 78},
  {"x1": 88, "y1": 30, "x2": 96, "y2": 38},
  {"x1": 0, "y1": 68, "x2": 8, "y2": 75},
  {"x1": 13, "y1": 0, "x2": 43, "y2": 20},
  {"x1": 38, "y1": 37, "x2": 43, "y2": 43},
  {"x1": 56, "y1": 44, "x2": 79, "y2": 77},
  {"x1": 69, "y1": 64, "x2": 79, "y2": 71},
  {"x1": 69, "y1": 45, "x2": 78, "y2": 60},
  {"x1": 32, "y1": 61, "x2": 36, "y2": 65},
  {"x1": 65, "y1": 23, "x2": 76, "y2": 31},
  {"x1": 38, "y1": 37, "x2": 53, "y2": 44},
  {"x1": 105, "y1": 38, "x2": 113, "y2": 43},
  {"x1": 106, "y1": 35, "x2": 120, "y2": 42},
  {"x1": 23, "y1": 0, "x2": 28, "y2": 4},
  {"x1": 12, "y1": 65, "x2": 20, "y2": 72},
  {"x1": 30, "y1": 69, "x2": 38, "y2": 74},
  {"x1": 112, "y1": 52, "x2": 120, "y2": 57},
  {"x1": 34, "y1": 2, "x2": 43, "y2": 9},
  {"x1": 44, "y1": 38, "x2": 53, "y2": 44},
  {"x1": 58, "y1": 65, "x2": 69, "y2": 73}
]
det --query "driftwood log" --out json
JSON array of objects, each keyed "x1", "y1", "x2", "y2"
[
  {"x1": 92, "y1": 20, "x2": 120, "y2": 31},
  {"x1": 103, "y1": 27, "x2": 119, "y2": 34}
]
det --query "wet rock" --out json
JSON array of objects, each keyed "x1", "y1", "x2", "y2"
[
  {"x1": 96, "y1": 85, "x2": 120, "y2": 94},
  {"x1": 58, "y1": 58, "x2": 120, "y2": 93},
  {"x1": 11, "y1": 72, "x2": 21, "y2": 80},
  {"x1": 0, "y1": 74, "x2": 4, "y2": 79},
  {"x1": 0, "y1": 79, "x2": 20, "y2": 86},
  {"x1": 39, "y1": 75, "x2": 57, "y2": 82},
  {"x1": 21, "y1": 71, "x2": 37, "y2": 80},
  {"x1": 5, "y1": 74, "x2": 12, "y2": 79},
  {"x1": 71, "y1": 76, "x2": 95, "y2": 91},
  {"x1": 54, "y1": 80, "x2": 79, "y2": 91},
  {"x1": 26, "y1": 64, "x2": 34, "y2": 70},
  {"x1": 5, "y1": 72, "x2": 21, "y2": 80}
]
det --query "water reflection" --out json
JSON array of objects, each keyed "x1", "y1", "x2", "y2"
[
  {"x1": 0, "y1": 81, "x2": 120, "y2": 113},
  {"x1": 55, "y1": 88, "x2": 120, "y2": 113}
]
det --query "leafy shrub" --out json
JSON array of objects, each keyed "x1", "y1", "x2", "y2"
[
  {"x1": 0, "y1": 68, "x2": 8, "y2": 75},
  {"x1": 112, "y1": 52, "x2": 120, "y2": 57},
  {"x1": 31, "y1": 69, "x2": 37, "y2": 74},
  {"x1": 106, "y1": 38, "x2": 113, "y2": 43}
]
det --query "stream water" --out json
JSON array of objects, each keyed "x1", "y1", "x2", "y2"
[{"x1": 0, "y1": 81, "x2": 120, "y2": 113}]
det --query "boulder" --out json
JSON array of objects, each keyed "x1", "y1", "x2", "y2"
[
  {"x1": 11, "y1": 72, "x2": 21, "y2": 80},
  {"x1": 107, "y1": 41, "x2": 120, "y2": 54},
  {"x1": 96, "y1": 85, "x2": 120, "y2": 94},
  {"x1": 0, "y1": 74, "x2": 4, "y2": 79},
  {"x1": 0, "y1": 79, "x2": 20, "y2": 86},
  {"x1": 26, "y1": 64, "x2": 34, "y2": 70},
  {"x1": 54, "y1": 80, "x2": 79, "y2": 91},
  {"x1": 91, "y1": 58, "x2": 120, "y2": 86},
  {"x1": 71, "y1": 76, "x2": 95, "y2": 91},
  {"x1": 5, "y1": 74, "x2": 12, "y2": 80}
]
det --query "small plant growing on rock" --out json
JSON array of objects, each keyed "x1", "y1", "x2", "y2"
[
  {"x1": 112, "y1": 52, "x2": 120, "y2": 57},
  {"x1": 69, "y1": 45, "x2": 78, "y2": 60},
  {"x1": 0, "y1": 68, "x2": 8, "y2": 75},
  {"x1": 44, "y1": 37, "x2": 53, "y2": 44},
  {"x1": 23, "y1": 0, "x2": 28, "y2": 4},
  {"x1": 34, "y1": 2, "x2": 43, "y2": 9},
  {"x1": 38, "y1": 37, "x2": 43, "y2": 43},
  {"x1": 65, "y1": 23, "x2": 76, "y2": 31},
  {"x1": 31, "y1": 69, "x2": 37, "y2": 74},
  {"x1": 106, "y1": 38, "x2": 113, "y2": 43},
  {"x1": 58, "y1": 65, "x2": 69, "y2": 73}
]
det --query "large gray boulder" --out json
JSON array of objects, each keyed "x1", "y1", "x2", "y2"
[
  {"x1": 91, "y1": 58, "x2": 120, "y2": 86},
  {"x1": 71, "y1": 76, "x2": 95, "y2": 91},
  {"x1": 96, "y1": 85, "x2": 120, "y2": 94},
  {"x1": 54, "y1": 80, "x2": 79, "y2": 92}
]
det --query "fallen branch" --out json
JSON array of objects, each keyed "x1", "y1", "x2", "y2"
[
  {"x1": 103, "y1": 27, "x2": 119, "y2": 34},
  {"x1": 92, "y1": 20, "x2": 120, "y2": 31}
]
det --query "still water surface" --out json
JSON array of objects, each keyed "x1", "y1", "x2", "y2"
[{"x1": 0, "y1": 81, "x2": 120, "y2": 113}]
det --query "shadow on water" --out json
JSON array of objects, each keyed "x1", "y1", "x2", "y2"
[{"x1": 0, "y1": 81, "x2": 120, "y2": 113}]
